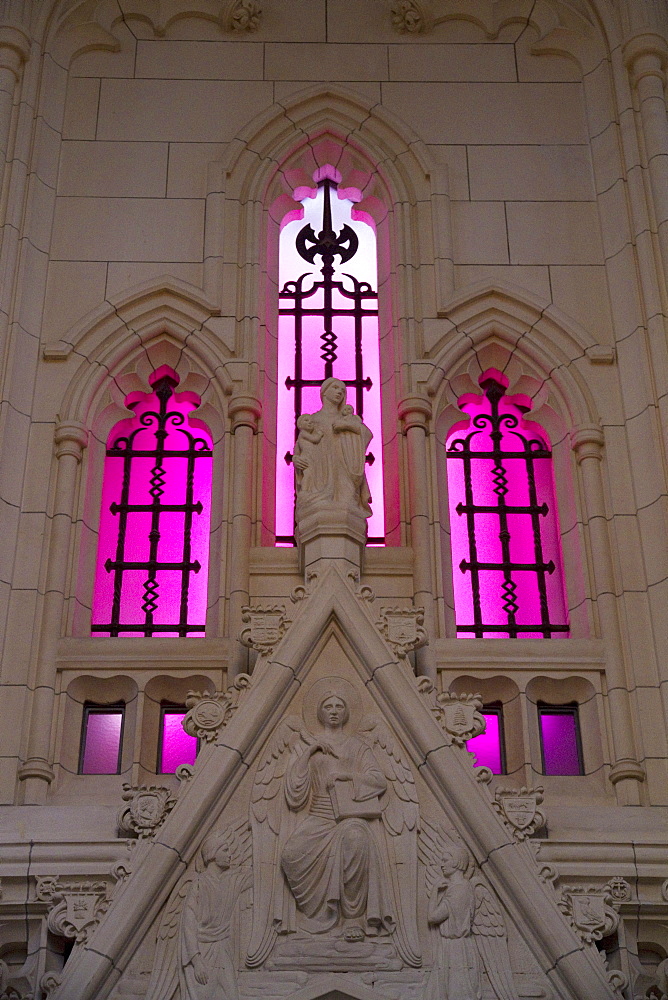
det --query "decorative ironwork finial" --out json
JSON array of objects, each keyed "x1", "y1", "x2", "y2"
[{"x1": 295, "y1": 178, "x2": 359, "y2": 275}]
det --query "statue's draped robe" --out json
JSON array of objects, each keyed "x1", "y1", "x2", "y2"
[
  {"x1": 180, "y1": 869, "x2": 249, "y2": 1000},
  {"x1": 430, "y1": 878, "x2": 481, "y2": 1000},
  {"x1": 280, "y1": 736, "x2": 394, "y2": 934},
  {"x1": 294, "y1": 408, "x2": 372, "y2": 517}
]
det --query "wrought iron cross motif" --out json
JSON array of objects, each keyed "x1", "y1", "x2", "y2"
[
  {"x1": 447, "y1": 374, "x2": 569, "y2": 638},
  {"x1": 92, "y1": 375, "x2": 212, "y2": 637},
  {"x1": 278, "y1": 178, "x2": 381, "y2": 543}
]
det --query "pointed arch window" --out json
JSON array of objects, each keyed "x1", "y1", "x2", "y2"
[
  {"x1": 275, "y1": 170, "x2": 385, "y2": 544},
  {"x1": 446, "y1": 369, "x2": 569, "y2": 638},
  {"x1": 91, "y1": 367, "x2": 213, "y2": 637}
]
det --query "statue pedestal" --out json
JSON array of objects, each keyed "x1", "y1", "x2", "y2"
[{"x1": 296, "y1": 504, "x2": 368, "y2": 577}]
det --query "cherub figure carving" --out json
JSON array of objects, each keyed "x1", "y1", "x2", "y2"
[
  {"x1": 247, "y1": 677, "x2": 420, "y2": 968},
  {"x1": 145, "y1": 820, "x2": 251, "y2": 1000},
  {"x1": 420, "y1": 821, "x2": 517, "y2": 1000}
]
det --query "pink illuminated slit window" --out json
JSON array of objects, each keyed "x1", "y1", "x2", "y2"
[
  {"x1": 446, "y1": 369, "x2": 569, "y2": 638},
  {"x1": 91, "y1": 368, "x2": 212, "y2": 637},
  {"x1": 158, "y1": 706, "x2": 198, "y2": 773},
  {"x1": 538, "y1": 704, "x2": 583, "y2": 775},
  {"x1": 276, "y1": 171, "x2": 385, "y2": 544},
  {"x1": 467, "y1": 705, "x2": 505, "y2": 774},
  {"x1": 79, "y1": 705, "x2": 124, "y2": 774}
]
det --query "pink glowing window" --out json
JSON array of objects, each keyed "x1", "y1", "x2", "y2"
[
  {"x1": 79, "y1": 705, "x2": 124, "y2": 774},
  {"x1": 276, "y1": 171, "x2": 385, "y2": 544},
  {"x1": 467, "y1": 706, "x2": 505, "y2": 774},
  {"x1": 91, "y1": 368, "x2": 212, "y2": 637},
  {"x1": 446, "y1": 369, "x2": 569, "y2": 638},
  {"x1": 538, "y1": 704, "x2": 583, "y2": 775},
  {"x1": 158, "y1": 706, "x2": 198, "y2": 773}
]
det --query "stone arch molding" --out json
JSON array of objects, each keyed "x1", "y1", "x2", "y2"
[
  {"x1": 424, "y1": 280, "x2": 607, "y2": 427},
  {"x1": 51, "y1": 564, "x2": 618, "y2": 1000},
  {"x1": 48, "y1": 277, "x2": 234, "y2": 427}
]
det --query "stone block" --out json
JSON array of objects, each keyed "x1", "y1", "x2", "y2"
[
  {"x1": 69, "y1": 19, "x2": 137, "y2": 78},
  {"x1": 549, "y1": 265, "x2": 614, "y2": 344},
  {"x1": 58, "y1": 141, "x2": 169, "y2": 198},
  {"x1": 506, "y1": 202, "x2": 603, "y2": 264},
  {"x1": 62, "y1": 78, "x2": 100, "y2": 140},
  {"x1": 468, "y1": 144, "x2": 594, "y2": 201},
  {"x1": 167, "y1": 143, "x2": 225, "y2": 198},
  {"x1": 42, "y1": 261, "x2": 107, "y2": 343},
  {"x1": 135, "y1": 40, "x2": 264, "y2": 79},
  {"x1": 51, "y1": 197, "x2": 205, "y2": 262},
  {"x1": 454, "y1": 264, "x2": 551, "y2": 300},
  {"x1": 105, "y1": 261, "x2": 203, "y2": 298},
  {"x1": 389, "y1": 43, "x2": 516, "y2": 81},
  {"x1": 265, "y1": 43, "x2": 388, "y2": 80},
  {"x1": 451, "y1": 201, "x2": 509, "y2": 264}
]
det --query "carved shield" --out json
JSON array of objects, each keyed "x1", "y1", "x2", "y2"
[
  {"x1": 65, "y1": 893, "x2": 99, "y2": 934},
  {"x1": 571, "y1": 893, "x2": 606, "y2": 932},
  {"x1": 500, "y1": 795, "x2": 537, "y2": 831},
  {"x1": 444, "y1": 701, "x2": 478, "y2": 736},
  {"x1": 387, "y1": 614, "x2": 418, "y2": 646},
  {"x1": 130, "y1": 791, "x2": 164, "y2": 829},
  {"x1": 247, "y1": 612, "x2": 283, "y2": 646}
]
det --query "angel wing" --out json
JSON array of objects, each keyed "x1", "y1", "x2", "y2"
[
  {"x1": 472, "y1": 877, "x2": 518, "y2": 1000},
  {"x1": 246, "y1": 715, "x2": 311, "y2": 968},
  {"x1": 418, "y1": 817, "x2": 469, "y2": 897},
  {"x1": 144, "y1": 872, "x2": 193, "y2": 1000},
  {"x1": 358, "y1": 715, "x2": 421, "y2": 968}
]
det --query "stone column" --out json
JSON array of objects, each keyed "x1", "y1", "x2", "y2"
[
  {"x1": 399, "y1": 395, "x2": 436, "y2": 680},
  {"x1": 571, "y1": 426, "x2": 645, "y2": 804},
  {"x1": 19, "y1": 422, "x2": 88, "y2": 804},
  {"x1": 623, "y1": 33, "x2": 668, "y2": 288},
  {"x1": 0, "y1": 25, "x2": 29, "y2": 195},
  {"x1": 227, "y1": 394, "x2": 261, "y2": 678}
]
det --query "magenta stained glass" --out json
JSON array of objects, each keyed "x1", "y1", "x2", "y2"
[
  {"x1": 539, "y1": 707, "x2": 583, "y2": 775},
  {"x1": 80, "y1": 708, "x2": 123, "y2": 774},
  {"x1": 276, "y1": 173, "x2": 384, "y2": 543},
  {"x1": 467, "y1": 710, "x2": 505, "y2": 773},
  {"x1": 159, "y1": 709, "x2": 197, "y2": 773},
  {"x1": 446, "y1": 369, "x2": 569, "y2": 638},
  {"x1": 92, "y1": 368, "x2": 212, "y2": 637}
]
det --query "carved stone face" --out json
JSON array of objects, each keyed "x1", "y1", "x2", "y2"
[
  {"x1": 214, "y1": 844, "x2": 231, "y2": 870},
  {"x1": 318, "y1": 695, "x2": 348, "y2": 729},
  {"x1": 322, "y1": 380, "x2": 346, "y2": 407}
]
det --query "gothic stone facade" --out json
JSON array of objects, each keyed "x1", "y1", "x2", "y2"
[{"x1": 0, "y1": 1, "x2": 667, "y2": 999}]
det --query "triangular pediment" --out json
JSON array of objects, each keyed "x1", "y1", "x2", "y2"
[{"x1": 51, "y1": 565, "x2": 618, "y2": 1000}]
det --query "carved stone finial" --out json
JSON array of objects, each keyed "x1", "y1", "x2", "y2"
[
  {"x1": 240, "y1": 605, "x2": 290, "y2": 654},
  {"x1": 417, "y1": 681, "x2": 485, "y2": 747},
  {"x1": 376, "y1": 607, "x2": 426, "y2": 658},
  {"x1": 35, "y1": 877, "x2": 111, "y2": 944},
  {"x1": 183, "y1": 674, "x2": 252, "y2": 742},
  {"x1": 558, "y1": 884, "x2": 621, "y2": 944},
  {"x1": 391, "y1": 0, "x2": 431, "y2": 33},
  {"x1": 222, "y1": 0, "x2": 262, "y2": 32},
  {"x1": 117, "y1": 784, "x2": 177, "y2": 839},
  {"x1": 493, "y1": 786, "x2": 546, "y2": 841}
]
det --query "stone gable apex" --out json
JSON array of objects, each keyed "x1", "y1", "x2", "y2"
[{"x1": 52, "y1": 566, "x2": 618, "y2": 1000}]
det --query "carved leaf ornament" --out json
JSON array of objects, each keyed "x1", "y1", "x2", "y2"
[{"x1": 182, "y1": 673, "x2": 252, "y2": 742}]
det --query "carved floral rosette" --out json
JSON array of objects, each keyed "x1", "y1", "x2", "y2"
[
  {"x1": 183, "y1": 674, "x2": 252, "y2": 742},
  {"x1": 375, "y1": 606, "x2": 427, "y2": 658},
  {"x1": 35, "y1": 877, "x2": 110, "y2": 944},
  {"x1": 222, "y1": 0, "x2": 262, "y2": 32},
  {"x1": 558, "y1": 884, "x2": 621, "y2": 944},
  {"x1": 240, "y1": 605, "x2": 290, "y2": 655},
  {"x1": 117, "y1": 783, "x2": 177, "y2": 839},
  {"x1": 391, "y1": 0, "x2": 432, "y2": 33},
  {"x1": 493, "y1": 786, "x2": 546, "y2": 841},
  {"x1": 417, "y1": 681, "x2": 485, "y2": 747}
]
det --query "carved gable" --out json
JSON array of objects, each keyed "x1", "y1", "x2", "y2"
[{"x1": 51, "y1": 566, "x2": 619, "y2": 1000}]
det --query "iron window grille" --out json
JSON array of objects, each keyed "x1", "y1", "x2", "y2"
[
  {"x1": 447, "y1": 372, "x2": 570, "y2": 638},
  {"x1": 91, "y1": 373, "x2": 212, "y2": 637},
  {"x1": 537, "y1": 703, "x2": 584, "y2": 776},
  {"x1": 277, "y1": 177, "x2": 383, "y2": 544},
  {"x1": 78, "y1": 703, "x2": 125, "y2": 775}
]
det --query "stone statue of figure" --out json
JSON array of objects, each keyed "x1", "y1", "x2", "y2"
[
  {"x1": 292, "y1": 378, "x2": 373, "y2": 520},
  {"x1": 145, "y1": 823, "x2": 251, "y2": 1000},
  {"x1": 421, "y1": 826, "x2": 518, "y2": 1000},
  {"x1": 247, "y1": 677, "x2": 421, "y2": 969}
]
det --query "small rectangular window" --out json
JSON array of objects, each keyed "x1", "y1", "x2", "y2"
[
  {"x1": 158, "y1": 706, "x2": 198, "y2": 774},
  {"x1": 79, "y1": 705, "x2": 124, "y2": 775},
  {"x1": 538, "y1": 704, "x2": 583, "y2": 775},
  {"x1": 467, "y1": 704, "x2": 506, "y2": 774}
]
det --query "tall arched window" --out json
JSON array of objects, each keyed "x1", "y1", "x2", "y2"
[
  {"x1": 91, "y1": 367, "x2": 213, "y2": 637},
  {"x1": 446, "y1": 369, "x2": 569, "y2": 638},
  {"x1": 275, "y1": 168, "x2": 384, "y2": 543}
]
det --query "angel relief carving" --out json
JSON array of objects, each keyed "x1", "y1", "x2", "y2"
[
  {"x1": 247, "y1": 677, "x2": 421, "y2": 971},
  {"x1": 144, "y1": 821, "x2": 251, "y2": 1000},
  {"x1": 420, "y1": 822, "x2": 518, "y2": 1000}
]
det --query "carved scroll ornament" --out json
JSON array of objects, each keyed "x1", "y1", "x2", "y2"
[
  {"x1": 182, "y1": 673, "x2": 252, "y2": 742},
  {"x1": 117, "y1": 783, "x2": 177, "y2": 839},
  {"x1": 35, "y1": 877, "x2": 110, "y2": 944}
]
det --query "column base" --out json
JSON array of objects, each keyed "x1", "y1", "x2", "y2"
[
  {"x1": 297, "y1": 504, "x2": 368, "y2": 578},
  {"x1": 18, "y1": 759, "x2": 54, "y2": 804},
  {"x1": 609, "y1": 759, "x2": 645, "y2": 805}
]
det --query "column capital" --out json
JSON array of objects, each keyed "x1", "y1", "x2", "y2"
[
  {"x1": 228, "y1": 394, "x2": 262, "y2": 432},
  {"x1": 398, "y1": 394, "x2": 432, "y2": 433},
  {"x1": 0, "y1": 25, "x2": 30, "y2": 79},
  {"x1": 54, "y1": 421, "x2": 88, "y2": 461},
  {"x1": 623, "y1": 32, "x2": 668, "y2": 85},
  {"x1": 571, "y1": 424, "x2": 604, "y2": 462}
]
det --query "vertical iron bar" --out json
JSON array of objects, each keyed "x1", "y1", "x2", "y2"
[
  {"x1": 488, "y1": 389, "x2": 517, "y2": 638},
  {"x1": 461, "y1": 442, "x2": 483, "y2": 637},
  {"x1": 354, "y1": 283, "x2": 364, "y2": 418},
  {"x1": 525, "y1": 444, "x2": 551, "y2": 637},
  {"x1": 145, "y1": 379, "x2": 172, "y2": 637},
  {"x1": 179, "y1": 442, "x2": 197, "y2": 638},
  {"x1": 109, "y1": 448, "x2": 133, "y2": 637}
]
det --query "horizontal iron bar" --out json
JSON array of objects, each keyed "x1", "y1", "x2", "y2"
[
  {"x1": 456, "y1": 624, "x2": 570, "y2": 633},
  {"x1": 107, "y1": 448, "x2": 212, "y2": 458},
  {"x1": 446, "y1": 449, "x2": 551, "y2": 459},
  {"x1": 104, "y1": 558, "x2": 201, "y2": 572},
  {"x1": 455, "y1": 502, "x2": 548, "y2": 516},
  {"x1": 274, "y1": 535, "x2": 385, "y2": 545},
  {"x1": 109, "y1": 502, "x2": 204, "y2": 514},
  {"x1": 91, "y1": 624, "x2": 206, "y2": 633},
  {"x1": 460, "y1": 559, "x2": 556, "y2": 573},
  {"x1": 285, "y1": 377, "x2": 372, "y2": 389}
]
